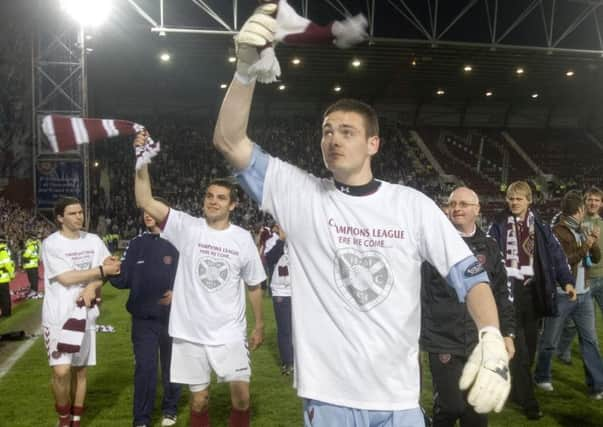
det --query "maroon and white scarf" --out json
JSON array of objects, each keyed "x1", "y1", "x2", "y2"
[
  {"x1": 273, "y1": 0, "x2": 367, "y2": 48},
  {"x1": 245, "y1": 1, "x2": 367, "y2": 83},
  {"x1": 42, "y1": 115, "x2": 160, "y2": 170},
  {"x1": 505, "y1": 211, "x2": 535, "y2": 281},
  {"x1": 57, "y1": 298, "x2": 100, "y2": 353}
]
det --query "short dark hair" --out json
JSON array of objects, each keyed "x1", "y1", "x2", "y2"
[
  {"x1": 561, "y1": 190, "x2": 584, "y2": 216},
  {"x1": 207, "y1": 178, "x2": 239, "y2": 203},
  {"x1": 323, "y1": 98, "x2": 379, "y2": 138},
  {"x1": 585, "y1": 186, "x2": 603, "y2": 200},
  {"x1": 54, "y1": 196, "x2": 82, "y2": 220}
]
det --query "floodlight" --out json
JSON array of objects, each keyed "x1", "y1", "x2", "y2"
[
  {"x1": 351, "y1": 59, "x2": 361, "y2": 67},
  {"x1": 485, "y1": 90, "x2": 493, "y2": 97},
  {"x1": 220, "y1": 83, "x2": 228, "y2": 89},
  {"x1": 463, "y1": 65, "x2": 472, "y2": 72},
  {"x1": 436, "y1": 89, "x2": 445, "y2": 96},
  {"x1": 228, "y1": 56, "x2": 236, "y2": 63},
  {"x1": 565, "y1": 70, "x2": 575, "y2": 77},
  {"x1": 60, "y1": 0, "x2": 113, "y2": 27},
  {"x1": 531, "y1": 93, "x2": 539, "y2": 99},
  {"x1": 160, "y1": 52, "x2": 171, "y2": 62},
  {"x1": 333, "y1": 85, "x2": 342, "y2": 93},
  {"x1": 278, "y1": 84, "x2": 286, "y2": 90},
  {"x1": 515, "y1": 67, "x2": 524, "y2": 75},
  {"x1": 291, "y1": 57, "x2": 301, "y2": 65}
]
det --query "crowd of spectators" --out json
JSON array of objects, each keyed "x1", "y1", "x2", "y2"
[
  {"x1": 84, "y1": 117, "x2": 603, "y2": 240},
  {"x1": 0, "y1": 196, "x2": 53, "y2": 260}
]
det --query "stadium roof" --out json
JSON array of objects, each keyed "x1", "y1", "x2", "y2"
[{"x1": 22, "y1": 1, "x2": 603, "y2": 121}]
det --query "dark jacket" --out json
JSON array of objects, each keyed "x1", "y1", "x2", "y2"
[
  {"x1": 553, "y1": 220, "x2": 602, "y2": 284},
  {"x1": 265, "y1": 239, "x2": 285, "y2": 278},
  {"x1": 488, "y1": 209, "x2": 574, "y2": 317},
  {"x1": 421, "y1": 227, "x2": 515, "y2": 357},
  {"x1": 109, "y1": 232, "x2": 179, "y2": 320}
]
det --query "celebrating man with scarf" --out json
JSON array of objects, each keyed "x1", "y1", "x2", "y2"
[{"x1": 488, "y1": 181, "x2": 574, "y2": 420}]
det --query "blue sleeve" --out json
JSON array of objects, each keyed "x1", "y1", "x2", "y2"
[
  {"x1": 235, "y1": 144, "x2": 270, "y2": 205},
  {"x1": 109, "y1": 237, "x2": 136, "y2": 289},
  {"x1": 446, "y1": 255, "x2": 491, "y2": 302},
  {"x1": 265, "y1": 239, "x2": 285, "y2": 269},
  {"x1": 487, "y1": 222, "x2": 504, "y2": 252}
]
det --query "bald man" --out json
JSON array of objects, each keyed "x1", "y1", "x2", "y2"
[{"x1": 421, "y1": 187, "x2": 516, "y2": 427}]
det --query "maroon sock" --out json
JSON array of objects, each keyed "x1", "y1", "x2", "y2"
[
  {"x1": 190, "y1": 408, "x2": 210, "y2": 427},
  {"x1": 71, "y1": 405, "x2": 84, "y2": 427},
  {"x1": 229, "y1": 408, "x2": 250, "y2": 427},
  {"x1": 55, "y1": 403, "x2": 71, "y2": 427}
]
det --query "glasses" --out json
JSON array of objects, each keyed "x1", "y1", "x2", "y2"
[{"x1": 448, "y1": 201, "x2": 478, "y2": 209}]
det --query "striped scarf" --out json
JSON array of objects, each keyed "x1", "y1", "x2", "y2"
[
  {"x1": 57, "y1": 298, "x2": 100, "y2": 353},
  {"x1": 41, "y1": 115, "x2": 160, "y2": 170}
]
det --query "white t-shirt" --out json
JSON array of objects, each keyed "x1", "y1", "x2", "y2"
[
  {"x1": 262, "y1": 157, "x2": 474, "y2": 411},
  {"x1": 41, "y1": 231, "x2": 110, "y2": 328},
  {"x1": 162, "y1": 209, "x2": 266, "y2": 345},
  {"x1": 270, "y1": 244, "x2": 291, "y2": 297}
]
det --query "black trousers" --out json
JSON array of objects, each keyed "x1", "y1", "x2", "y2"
[
  {"x1": 26, "y1": 268, "x2": 38, "y2": 293},
  {"x1": 0, "y1": 283, "x2": 11, "y2": 317},
  {"x1": 428, "y1": 352, "x2": 487, "y2": 427},
  {"x1": 131, "y1": 316, "x2": 181, "y2": 426},
  {"x1": 510, "y1": 281, "x2": 541, "y2": 412}
]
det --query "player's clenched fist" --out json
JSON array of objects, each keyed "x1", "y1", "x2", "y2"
[
  {"x1": 236, "y1": 1, "x2": 278, "y2": 48},
  {"x1": 459, "y1": 326, "x2": 511, "y2": 413},
  {"x1": 133, "y1": 130, "x2": 149, "y2": 147}
]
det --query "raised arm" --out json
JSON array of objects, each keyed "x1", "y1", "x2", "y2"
[
  {"x1": 213, "y1": 75, "x2": 257, "y2": 170},
  {"x1": 214, "y1": 1, "x2": 280, "y2": 170},
  {"x1": 133, "y1": 131, "x2": 169, "y2": 223}
]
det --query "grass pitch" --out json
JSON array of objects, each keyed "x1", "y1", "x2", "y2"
[{"x1": 1, "y1": 285, "x2": 603, "y2": 426}]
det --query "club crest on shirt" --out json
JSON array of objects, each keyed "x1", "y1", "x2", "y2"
[
  {"x1": 476, "y1": 254, "x2": 486, "y2": 265},
  {"x1": 163, "y1": 255, "x2": 173, "y2": 265},
  {"x1": 197, "y1": 257, "x2": 230, "y2": 292},
  {"x1": 333, "y1": 248, "x2": 393, "y2": 311}
]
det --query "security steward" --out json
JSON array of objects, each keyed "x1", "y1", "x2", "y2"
[
  {"x1": 22, "y1": 235, "x2": 41, "y2": 297},
  {"x1": 0, "y1": 239, "x2": 16, "y2": 317}
]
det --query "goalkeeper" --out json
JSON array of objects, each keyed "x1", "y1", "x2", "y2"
[{"x1": 214, "y1": 2, "x2": 512, "y2": 426}]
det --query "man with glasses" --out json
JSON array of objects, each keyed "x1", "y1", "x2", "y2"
[{"x1": 422, "y1": 187, "x2": 515, "y2": 427}]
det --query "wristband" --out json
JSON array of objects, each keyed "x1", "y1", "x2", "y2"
[{"x1": 99, "y1": 265, "x2": 105, "y2": 280}]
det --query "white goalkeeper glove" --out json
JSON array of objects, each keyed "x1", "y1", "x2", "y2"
[
  {"x1": 332, "y1": 13, "x2": 369, "y2": 48},
  {"x1": 234, "y1": 2, "x2": 281, "y2": 84},
  {"x1": 459, "y1": 326, "x2": 511, "y2": 413}
]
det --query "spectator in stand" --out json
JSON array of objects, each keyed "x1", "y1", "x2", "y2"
[
  {"x1": 488, "y1": 181, "x2": 574, "y2": 420},
  {"x1": 534, "y1": 190, "x2": 603, "y2": 399}
]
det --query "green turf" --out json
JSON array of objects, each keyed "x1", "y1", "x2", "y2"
[{"x1": 1, "y1": 285, "x2": 603, "y2": 426}]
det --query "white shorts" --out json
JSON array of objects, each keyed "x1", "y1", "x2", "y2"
[
  {"x1": 170, "y1": 338, "x2": 250, "y2": 392},
  {"x1": 43, "y1": 325, "x2": 96, "y2": 367}
]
